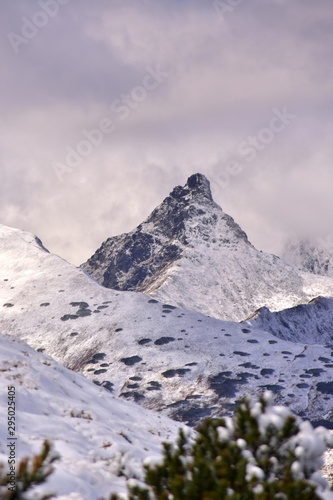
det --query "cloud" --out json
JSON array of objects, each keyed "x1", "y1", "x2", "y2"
[{"x1": 1, "y1": 0, "x2": 332, "y2": 264}]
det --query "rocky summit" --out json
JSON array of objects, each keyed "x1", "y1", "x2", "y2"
[
  {"x1": 81, "y1": 173, "x2": 244, "y2": 292},
  {"x1": 81, "y1": 174, "x2": 333, "y2": 322}
]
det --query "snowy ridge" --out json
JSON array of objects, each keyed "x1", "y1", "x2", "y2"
[
  {"x1": 0, "y1": 223, "x2": 332, "y2": 427},
  {"x1": 0, "y1": 334, "x2": 182, "y2": 500},
  {"x1": 81, "y1": 174, "x2": 333, "y2": 322},
  {"x1": 247, "y1": 296, "x2": 333, "y2": 345}
]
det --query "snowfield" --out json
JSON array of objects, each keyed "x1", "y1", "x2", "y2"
[
  {"x1": 0, "y1": 223, "x2": 332, "y2": 428},
  {"x1": 0, "y1": 334, "x2": 182, "y2": 499}
]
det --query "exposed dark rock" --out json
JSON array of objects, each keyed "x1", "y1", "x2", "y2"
[
  {"x1": 311, "y1": 420, "x2": 333, "y2": 429},
  {"x1": 120, "y1": 356, "x2": 142, "y2": 366},
  {"x1": 161, "y1": 368, "x2": 191, "y2": 378},
  {"x1": 305, "y1": 368, "x2": 325, "y2": 377},
  {"x1": 148, "y1": 381, "x2": 161, "y2": 387},
  {"x1": 240, "y1": 362, "x2": 260, "y2": 369},
  {"x1": 76, "y1": 308, "x2": 92, "y2": 317},
  {"x1": 210, "y1": 371, "x2": 255, "y2": 398},
  {"x1": 260, "y1": 368, "x2": 275, "y2": 376},
  {"x1": 92, "y1": 353, "x2": 106, "y2": 360},
  {"x1": 319, "y1": 357, "x2": 331, "y2": 363},
  {"x1": 154, "y1": 337, "x2": 176, "y2": 345},
  {"x1": 170, "y1": 404, "x2": 213, "y2": 427},
  {"x1": 61, "y1": 314, "x2": 79, "y2": 321},
  {"x1": 101, "y1": 381, "x2": 114, "y2": 392},
  {"x1": 138, "y1": 338, "x2": 152, "y2": 345},
  {"x1": 70, "y1": 301, "x2": 89, "y2": 309},
  {"x1": 120, "y1": 391, "x2": 145, "y2": 402},
  {"x1": 316, "y1": 382, "x2": 333, "y2": 394}
]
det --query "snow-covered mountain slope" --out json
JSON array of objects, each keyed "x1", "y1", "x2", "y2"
[
  {"x1": 81, "y1": 174, "x2": 333, "y2": 322},
  {"x1": 282, "y1": 238, "x2": 333, "y2": 279},
  {"x1": 0, "y1": 223, "x2": 333, "y2": 428},
  {"x1": 1, "y1": 336, "x2": 333, "y2": 500},
  {"x1": 246, "y1": 296, "x2": 333, "y2": 345},
  {"x1": 0, "y1": 334, "x2": 182, "y2": 500}
]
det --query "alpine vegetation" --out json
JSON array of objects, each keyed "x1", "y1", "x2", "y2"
[
  {"x1": 0, "y1": 441, "x2": 58, "y2": 500},
  {"x1": 111, "y1": 393, "x2": 333, "y2": 500}
]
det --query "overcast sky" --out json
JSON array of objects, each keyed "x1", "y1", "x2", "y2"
[{"x1": 1, "y1": 0, "x2": 333, "y2": 265}]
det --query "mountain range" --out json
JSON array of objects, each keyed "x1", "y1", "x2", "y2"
[
  {"x1": 1, "y1": 173, "x2": 333, "y2": 498},
  {"x1": 1, "y1": 221, "x2": 332, "y2": 428}
]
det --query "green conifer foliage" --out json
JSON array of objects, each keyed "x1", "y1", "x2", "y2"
[
  {"x1": 0, "y1": 440, "x2": 58, "y2": 500},
  {"x1": 112, "y1": 393, "x2": 333, "y2": 500}
]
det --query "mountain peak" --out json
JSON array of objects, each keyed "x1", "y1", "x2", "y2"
[
  {"x1": 170, "y1": 173, "x2": 213, "y2": 203},
  {"x1": 187, "y1": 173, "x2": 212, "y2": 197},
  {"x1": 80, "y1": 173, "x2": 253, "y2": 297}
]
